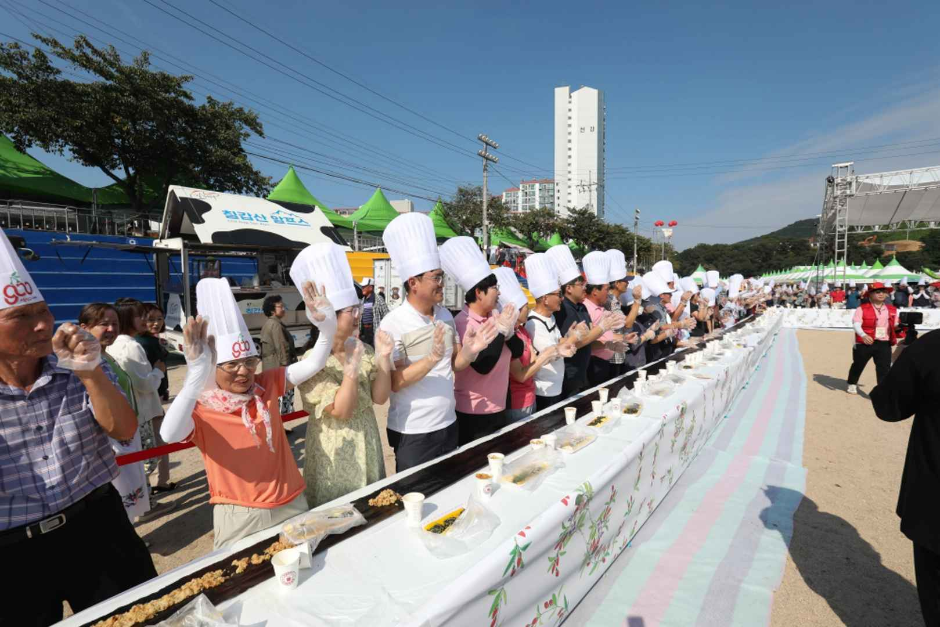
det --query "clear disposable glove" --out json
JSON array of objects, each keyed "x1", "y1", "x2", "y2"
[
  {"x1": 641, "y1": 329, "x2": 656, "y2": 342},
  {"x1": 624, "y1": 331, "x2": 639, "y2": 345},
  {"x1": 600, "y1": 310, "x2": 627, "y2": 332},
  {"x1": 52, "y1": 323, "x2": 101, "y2": 371},
  {"x1": 556, "y1": 341, "x2": 577, "y2": 358},
  {"x1": 536, "y1": 344, "x2": 558, "y2": 364},
  {"x1": 302, "y1": 281, "x2": 336, "y2": 336},
  {"x1": 565, "y1": 321, "x2": 589, "y2": 344},
  {"x1": 632, "y1": 284, "x2": 643, "y2": 301},
  {"x1": 604, "y1": 341, "x2": 629, "y2": 352},
  {"x1": 343, "y1": 337, "x2": 365, "y2": 379},
  {"x1": 427, "y1": 321, "x2": 448, "y2": 363},
  {"x1": 494, "y1": 304, "x2": 517, "y2": 337},
  {"x1": 460, "y1": 317, "x2": 499, "y2": 361},
  {"x1": 374, "y1": 329, "x2": 394, "y2": 369},
  {"x1": 180, "y1": 316, "x2": 217, "y2": 397}
]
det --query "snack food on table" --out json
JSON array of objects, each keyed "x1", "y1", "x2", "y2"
[
  {"x1": 622, "y1": 401, "x2": 643, "y2": 416},
  {"x1": 424, "y1": 507, "x2": 465, "y2": 535},
  {"x1": 555, "y1": 430, "x2": 596, "y2": 454},
  {"x1": 281, "y1": 507, "x2": 362, "y2": 542},
  {"x1": 502, "y1": 461, "x2": 551, "y2": 486},
  {"x1": 587, "y1": 414, "x2": 610, "y2": 428},
  {"x1": 368, "y1": 489, "x2": 402, "y2": 508}
]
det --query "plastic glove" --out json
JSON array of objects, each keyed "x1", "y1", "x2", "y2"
[
  {"x1": 565, "y1": 321, "x2": 589, "y2": 343},
  {"x1": 343, "y1": 337, "x2": 364, "y2": 379},
  {"x1": 556, "y1": 341, "x2": 577, "y2": 358},
  {"x1": 624, "y1": 331, "x2": 639, "y2": 345},
  {"x1": 460, "y1": 318, "x2": 499, "y2": 361},
  {"x1": 374, "y1": 329, "x2": 394, "y2": 369},
  {"x1": 604, "y1": 341, "x2": 628, "y2": 352},
  {"x1": 494, "y1": 304, "x2": 517, "y2": 337},
  {"x1": 632, "y1": 284, "x2": 643, "y2": 301},
  {"x1": 641, "y1": 329, "x2": 656, "y2": 342},
  {"x1": 302, "y1": 281, "x2": 336, "y2": 336},
  {"x1": 536, "y1": 344, "x2": 558, "y2": 363},
  {"x1": 52, "y1": 323, "x2": 101, "y2": 371},
  {"x1": 427, "y1": 321, "x2": 448, "y2": 363},
  {"x1": 179, "y1": 316, "x2": 217, "y2": 398},
  {"x1": 600, "y1": 310, "x2": 627, "y2": 332}
]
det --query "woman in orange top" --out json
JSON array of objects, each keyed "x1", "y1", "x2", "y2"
[{"x1": 161, "y1": 280, "x2": 336, "y2": 549}]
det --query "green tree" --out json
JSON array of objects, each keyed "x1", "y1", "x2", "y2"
[
  {"x1": 0, "y1": 35, "x2": 270, "y2": 213},
  {"x1": 441, "y1": 186, "x2": 511, "y2": 240},
  {"x1": 560, "y1": 207, "x2": 607, "y2": 252},
  {"x1": 510, "y1": 207, "x2": 559, "y2": 250}
]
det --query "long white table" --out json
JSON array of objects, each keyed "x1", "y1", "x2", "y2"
[
  {"x1": 779, "y1": 306, "x2": 940, "y2": 330},
  {"x1": 64, "y1": 314, "x2": 784, "y2": 627}
]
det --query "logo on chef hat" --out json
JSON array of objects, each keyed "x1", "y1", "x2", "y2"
[
  {"x1": 2, "y1": 271, "x2": 38, "y2": 307},
  {"x1": 231, "y1": 333, "x2": 252, "y2": 359}
]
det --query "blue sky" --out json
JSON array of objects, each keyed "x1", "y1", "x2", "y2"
[{"x1": 3, "y1": 0, "x2": 940, "y2": 249}]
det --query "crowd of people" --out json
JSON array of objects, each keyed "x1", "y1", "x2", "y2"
[{"x1": 768, "y1": 279, "x2": 940, "y2": 310}]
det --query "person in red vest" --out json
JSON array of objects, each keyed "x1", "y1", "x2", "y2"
[{"x1": 847, "y1": 282, "x2": 898, "y2": 395}]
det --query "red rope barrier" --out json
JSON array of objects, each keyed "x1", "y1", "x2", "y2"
[{"x1": 115, "y1": 410, "x2": 309, "y2": 466}]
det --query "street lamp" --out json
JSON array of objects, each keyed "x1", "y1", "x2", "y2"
[
  {"x1": 478, "y1": 134, "x2": 499, "y2": 252},
  {"x1": 632, "y1": 208, "x2": 640, "y2": 273}
]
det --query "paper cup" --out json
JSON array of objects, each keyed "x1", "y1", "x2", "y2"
[
  {"x1": 634, "y1": 380, "x2": 645, "y2": 396},
  {"x1": 564, "y1": 407, "x2": 577, "y2": 425},
  {"x1": 598, "y1": 388, "x2": 609, "y2": 404},
  {"x1": 530, "y1": 439, "x2": 545, "y2": 451},
  {"x1": 666, "y1": 362, "x2": 676, "y2": 373},
  {"x1": 272, "y1": 548, "x2": 301, "y2": 592},
  {"x1": 402, "y1": 492, "x2": 425, "y2": 527},
  {"x1": 637, "y1": 370, "x2": 648, "y2": 381},
  {"x1": 609, "y1": 398, "x2": 622, "y2": 416},
  {"x1": 475, "y1": 472, "x2": 494, "y2": 499},
  {"x1": 487, "y1": 453, "x2": 505, "y2": 480},
  {"x1": 542, "y1": 433, "x2": 557, "y2": 450},
  {"x1": 591, "y1": 400, "x2": 603, "y2": 416}
]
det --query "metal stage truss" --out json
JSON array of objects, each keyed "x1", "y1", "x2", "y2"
[{"x1": 814, "y1": 161, "x2": 940, "y2": 286}]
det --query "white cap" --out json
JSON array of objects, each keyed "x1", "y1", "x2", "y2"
[
  {"x1": 849, "y1": 280, "x2": 857, "y2": 288},
  {"x1": 605, "y1": 250, "x2": 628, "y2": 282},
  {"x1": 290, "y1": 242, "x2": 360, "y2": 311},
  {"x1": 546, "y1": 244, "x2": 581, "y2": 285},
  {"x1": 361, "y1": 277, "x2": 374, "y2": 286},
  {"x1": 706, "y1": 270, "x2": 720, "y2": 288},
  {"x1": 524, "y1": 253, "x2": 559, "y2": 299},
  {"x1": 820, "y1": 283, "x2": 829, "y2": 293},
  {"x1": 439, "y1": 236, "x2": 493, "y2": 292},
  {"x1": 493, "y1": 267, "x2": 528, "y2": 310},
  {"x1": 582, "y1": 251, "x2": 611, "y2": 285},
  {"x1": 728, "y1": 274, "x2": 744, "y2": 299},
  {"x1": 900, "y1": 277, "x2": 908, "y2": 286},
  {"x1": 653, "y1": 260, "x2": 674, "y2": 284},
  {"x1": 642, "y1": 271, "x2": 674, "y2": 296},
  {"x1": 700, "y1": 287, "x2": 717, "y2": 306},
  {"x1": 918, "y1": 277, "x2": 926, "y2": 286},
  {"x1": 679, "y1": 276, "x2": 699, "y2": 294},
  {"x1": 196, "y1": 278, "x2": 257, "y2": 363},
  {"x1": 383, "y1": 213, "x2": 440, "y2": 281},
  {"x1": 0, "y1": 230, "x2": 44, "y2": 311}
]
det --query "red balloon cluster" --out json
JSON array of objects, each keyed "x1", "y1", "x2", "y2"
[
  {"x1": 654, "y1": 220, "x2": 665, "y2": 227},
  {"x1": 668, "y1": 220, "x2": 678, "y2": 227}
]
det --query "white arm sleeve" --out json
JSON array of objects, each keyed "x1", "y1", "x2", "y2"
[
  {"x1": 160, "y1": 395, "x2": 196, "y2": 443},
  {"x1": 286, "y1": 328, "x2": 333, "y2": 387},
  {"x1": 853, "y1": 321, "x2": 866, "y2": 337}
]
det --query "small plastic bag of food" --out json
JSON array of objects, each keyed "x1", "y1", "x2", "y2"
[
  {"x1": 416, "y1": 494, "x2": 501, "y2": 559},
  {"x1": 554, "y1": 426, "x2": 596, "y2": 455},
  {"x1": 156, "y1": 593, "x2": 233, "y2": 626},
  {"x1": 645, "y1": 379, "x2": 676, "y2": 398},
  {"x1": 618, "y1": 392, "x2": 645, "y2": 418},
  {"x1": 499, "y1": 448, "x2": 565, "y2": 492},
  {"x1": 583, "y1": 405, "x2": 621, "y2": 434},
  {"x1": 280, "y1": 504, "x2": 366, "y2": 555}
]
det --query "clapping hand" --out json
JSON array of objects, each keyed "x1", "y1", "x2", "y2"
[
  {"x1": 374, "y1": 330, "x2": 394, "y2": 366},
  {"x1": 537, "y1": 344, "x2": 558, "y2": 363},
  {"x1": 427, "y1": 321, "x2": 448, "y2": 363},
  {"x1": 462, "y1": 317, "x2": 499, "y2": 359},
  {"x1": 625, "y1": 331, "x2": 639, "y2": 345},
  {"x1": 343, "y1": 337, "x2": 365, "y2": 379},
  {"x1": 641, "y1": 329, "x2": 656, "y2": 342},
  {"x1": 556, "y1": 341, "x2": 576, "y2": 358},
  {"x1": 632, "y1": 284, "x2": 643, "y2": 301},
  {"x1": 565, "y1": 321, "x2": 589, "y2": 343},
  {"x1": 302, "y1": 281, "x2": 336, "y2": 335},
  {"x1": 495, "y1": 304, "x2": 517, "y2": 337},
  {"x1": 600, "y1": 310, "x2": 627, "y2": 332},
  {"x1": 52, "y1": 323, "x2": 101, "y2": 372},
  {"x1": 179, "y1": 316, "x2": 216, "y2": 394}
]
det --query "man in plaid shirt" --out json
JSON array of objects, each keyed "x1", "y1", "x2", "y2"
[{"x1": 0, "y1": 230, "x2": 154, "y2": 626}]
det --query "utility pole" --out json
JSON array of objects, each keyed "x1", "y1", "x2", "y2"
[
  {"x1": 632, "y1": 207, "x2": 640, "y2": 273},
  {"x1": 577, "y1": 171, "x2": 600, "y2": 215},
  {"x1": 478, "y1": 134, "x2": 499, "y2": 252}
]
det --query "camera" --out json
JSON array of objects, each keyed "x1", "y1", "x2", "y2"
[{"x1": 899, "y1": 311, "x2": 923, "y2": 326}]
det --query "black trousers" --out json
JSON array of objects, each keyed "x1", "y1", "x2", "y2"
[
  {"x1": 847, "y1": 341, "x2": 892, "y2": 386},
  {"x1": 535, "y1": 393, "x2": 563, "y2": 413},
  {"x1": 360, "y1": 323, "x2": 375, "y2": 347},
  {"x1": 455, "y1": 410, "x2": 507, "y2": 447},
  {"x1": 587, "y1": 356, "x2": 612, "y2": 388},
  {"x1": 387, "y1": 422, "x2": 458, "y2": 474},
  {"x1": 914, "y1": 543, "x2": 940, "y2": 627},
  {"x1": 0, "y1": 485, "x2": 157, "y2": 627}
]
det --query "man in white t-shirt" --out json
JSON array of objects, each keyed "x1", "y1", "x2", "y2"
[{"x1": 380, "y1": 214, "x2": 495, "y2": 471}]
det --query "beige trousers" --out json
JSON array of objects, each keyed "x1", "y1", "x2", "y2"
[{"x1": 212, "y1": 493, "x2": 309, "y2": 550}]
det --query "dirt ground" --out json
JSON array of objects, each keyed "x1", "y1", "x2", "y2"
[
  {"x1": 133, "y1": 330, "x2": 921, "y2": 624},
  {"x1": 770, "y1": 330, "x2": 921, "y2": 626}
]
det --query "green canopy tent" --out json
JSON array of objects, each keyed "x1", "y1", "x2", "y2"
[
  {"x1": 691, "y1": 264, "x2": 707, "y2": 285},
  {"x1": 487, "y1": 228, "x2": 531, "y2": 250},
  {"x1": 547, "y1": 232, "x2": 564, "y2": 247},
  {"x1": 348, "y1": 188, "x2": 400, "y2": 233},
  {"x1": 865, "y1": 258, "x2": 884, "y2": 277},
  {"x1": 428, "y1": 200, "x2": 459, "y2": 240},
  {"x1": 871, "y1": 256, "x2": 923, "y2": 283},
  {"x1": 266, "y1": 165, "x2": 353, "y2": 229}
]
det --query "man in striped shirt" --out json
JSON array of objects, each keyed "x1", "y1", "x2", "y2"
[{"x1": 0, "y1": 230, "x2": 154, "y2": 626}]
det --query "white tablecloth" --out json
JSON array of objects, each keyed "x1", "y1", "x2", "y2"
[
  {"x1": 63, "y1": 315, "x2": 784, "y2": 627},
  {"x1": 779, "y1": 306, "x2": 940, "y2": 330}
]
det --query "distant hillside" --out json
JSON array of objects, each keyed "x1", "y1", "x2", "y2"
[{"x1": 739, "y1": 218, "x2": 817, "y2": 244}]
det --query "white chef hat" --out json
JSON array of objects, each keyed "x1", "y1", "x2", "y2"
[
  {"x1": 763, "y1": 285, "x2": 772, "y2": 294},
  {"x1": 546, "y1": 244, "x2": 581, "y2": 285},
  {"x1": 679, "y1": 276, "x2": 699, "y2": 294},
  {"x1": 290, "y1": 242, "x2": 359, "y2": 311},
  {"x1": 622, "y1": 276, "x2": 651, "y2": 306},
  {"x1": 196, "y1": 278, "x2": 257, "y2": 363},
  {"x1": 493, "y1": 267, "x2": 528, "y2": 311},
  {"x1": 820, "y1": 283, "x2": 829, "y2": 293},
  {"x1": 769, "y1": 279, "x2": 775, "y2": 289},
  {"x1": 383, "y1": 213, "x2": 440, "y2": 281},
  {"x1": 439, "y1": 236, "x2": 493, "y2": 292},
  {"x1": 849, "y1": 280, "x2": 857, "y2": 288},
  {"x1": 900, "y1": 277, "x2": 908, "y2": 286},
  {"x1": 728, "y1": 274, "x2": 744, "y2": 299},
  {"x1": 653, "y1": 260, "x2": 674, "y2": 284},
  {"x1": 700, "y1": 287, "x2": 717, "y2": 307},
  {"x1": 643, "y1": 271, "x2": 674, "y2": 296},
  {"x1": 582, "y1": 251, "x2": 611, "y2": 285},
  {"x1": 0, "y1": 229, "x2": 44, "y2": 311},
  {"x1": 706, "y1": 270, "x2": 720, "y2": 288},
  {"x1": 524, "y1": 253, "x2": 559, "y2": 299},
  {"x1": 918, "y1": 277, "x2": 926, "y2": 286},
  {"x1": 605, "y1": 250, "x2": 627, "y2": 282}
]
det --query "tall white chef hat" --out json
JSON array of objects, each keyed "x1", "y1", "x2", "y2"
[
  {"x1": 653, "y1": 260, "x2": 674, "y2": 284},
  {"x1": 728, "y1": 274, "x2": 744, "y2": 299},
  {"x1": 900, "y1": 277, "x2": 908, "y2": 286},
  {"x1": 546, "y1": 244, "x2": 582, "y2": 285},
  {"x1": 383, "y1": 213, "x2": 440, "y2": 281},
  {"x1": 700, "y1": 287, "x2": 717, "y2": 307},
  {"x1": 706, "y1": 270, "x2": 720, "y2": 288},
  {"x1": 605, "y1": 250, "x2": 628, "y2": 282},
  {"x1": 524, "y1": 253, "x2": 559, "y2": 299},
  {"x1": 622, "y1": 276, "x2": 651, "y2": 306},
  {"x1": 582, "y1": 251, "x2": 611, "y2": 285},
  {"x1": 439, "y1": 236, "x2": 493, "y2": 292},
  {"x1": 0, "y1": 230, "x2": 44, "y2": 311},
  {"x1": 643, "y1": 271, "x2": 674, "y2": 296},
  {"x1": 849, "y1": 280, "x2": 857, "y2": 288},
  {"x1": 918, "y1": 277, "x2": 926, "y2": 286},
  {"x1": 820, "y1": 283, "x2": 829, "y2": 293},
  {"x1": 289, "y1": 242, "x2": 359, "y2": 311},
  {"x1": 196, "y1": 278, "x2": 257, "y2": 363},
  {"x1": 763, "y1": 285, "x2": 772, "y2": 294},
  {"x1": 679, "y1": 276, "x2": 699, "y2": 294},
  {"x1": 493, "y1": 267, "x2": 528, "y2": 311}
]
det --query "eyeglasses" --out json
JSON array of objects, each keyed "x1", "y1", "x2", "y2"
[
  {"x1": 339, "y1": 304, "x2": 363, "y2": 318},
  {"x1": 421, "y1": 272, "x2": 445, "y2": 285},
  {"x1": 219, "y1": 357, "x2": 260, "y2": 373}
]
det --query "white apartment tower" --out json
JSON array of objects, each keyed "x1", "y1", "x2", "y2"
[{"x1": 554, "y1": 86, "x2": 605, "y2": 219}]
